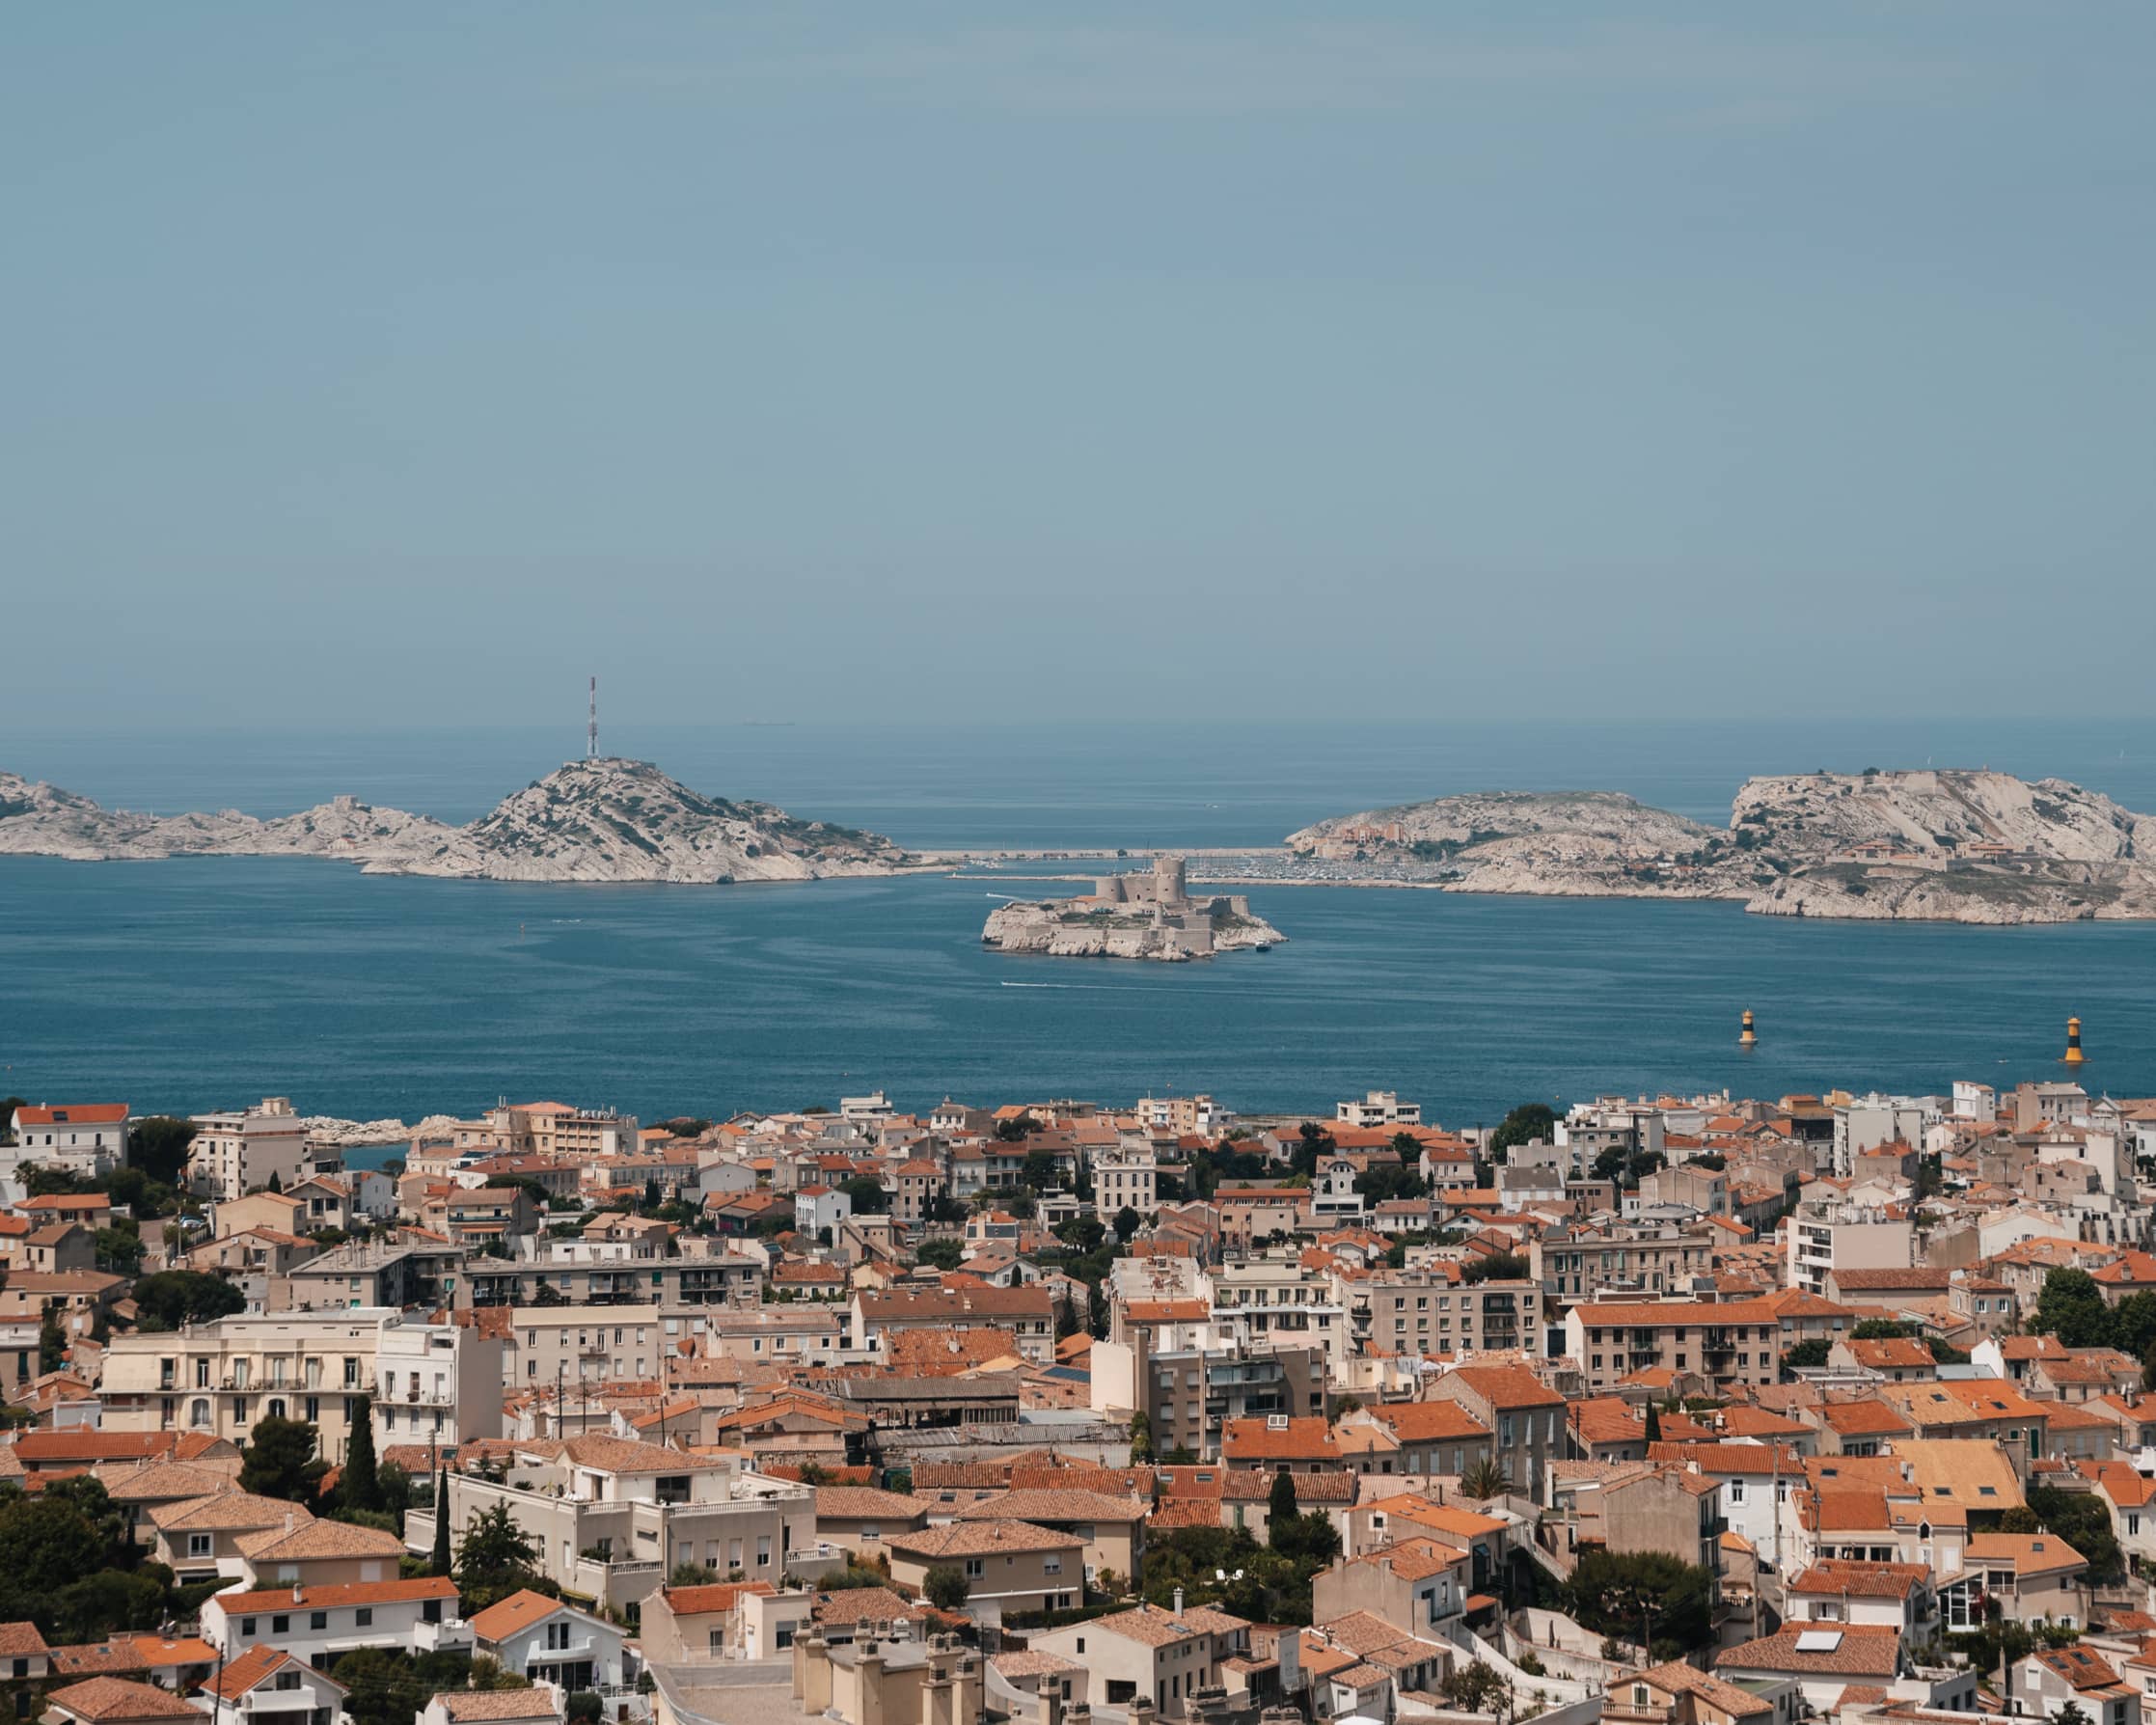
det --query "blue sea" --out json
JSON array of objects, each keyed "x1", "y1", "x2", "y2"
[{"x1": 5, "y1": 719, "x2": 2155, "y2": 1127}]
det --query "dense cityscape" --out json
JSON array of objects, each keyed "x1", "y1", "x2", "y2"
[{"x1": 2, "y1": 1062, "x2": 2151, "y2": 1725}]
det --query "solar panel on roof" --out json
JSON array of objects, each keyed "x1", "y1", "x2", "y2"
[{"x1": 1793, "y1": 1629, "x2": 1843, "y2": 1654}]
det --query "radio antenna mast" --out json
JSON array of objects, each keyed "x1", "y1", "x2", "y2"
[{"x1": 587, "y1": 676, "x2": 598, "y2": 759}]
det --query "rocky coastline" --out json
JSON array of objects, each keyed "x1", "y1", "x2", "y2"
[
  {"x1": 1287, "y1": 770, "x2": 2156, "y2": 925},
  {"x1": 0, "y1": 758, "x2": 930, "y2": 885}
]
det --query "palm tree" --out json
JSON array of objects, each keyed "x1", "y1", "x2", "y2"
[{"x1": 1461, "y1": 1458, "x2": 1512, "y2": 1501}]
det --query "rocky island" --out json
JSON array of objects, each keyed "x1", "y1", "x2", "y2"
[
  {"x1": 0, "y1": 757, "x2": 927, "y2": 885},
  {"x1": 984, "y1": 855, "x2": 1285, "y2": 960},
  {"x1": 1289, "y1": 769, "x2": 2156, "y2": 924}
]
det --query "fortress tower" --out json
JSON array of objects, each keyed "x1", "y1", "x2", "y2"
[{"x1": 1153, "y1": 854, "x2": 1187, "y2": 905}]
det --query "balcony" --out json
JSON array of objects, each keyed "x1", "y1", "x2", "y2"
[{"x1": 413, "y1": 1619, "x2": 476, "y2": 1655}]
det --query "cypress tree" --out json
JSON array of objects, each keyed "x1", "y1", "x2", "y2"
[
  {"x1": 431, "y1": 1470, "x2": 452, "y2": 1574},
  {"x1": 342, "y1": 1397, "x2": 383, "y2": 1513}
]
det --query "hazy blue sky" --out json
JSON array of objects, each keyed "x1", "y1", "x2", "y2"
[{"x1": 7, "y1": 6, "x2": 2152, "y2": 728}]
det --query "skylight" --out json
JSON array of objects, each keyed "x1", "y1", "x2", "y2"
[{"x1": 1794, "y1": 1630, "x2": 1843, "y2": 1654}]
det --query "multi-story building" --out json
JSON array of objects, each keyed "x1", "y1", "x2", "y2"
[
  {"x1": 3, "y1": 1103, "x2": 130, "y2": 1180},
  {"x1": 200, "y1": 1575, "x2": 471, "y2": 1666},
  {"x1": 1351, "y1": 1269, "x2": 1533, "y2": 1358},
  {"x1": 1032, "y1": 1602, "x2": 1251, "y2": 1718},
  {"x1": 485, "y1": 1103, "x2": 641, "y2": 1161},
  {"x1": 101, "y1": 1310, "x2": 501, "y2": 1461},
  {"x1": 1529, "y1": 1221, "x2": 1718, "y2": 1307},
  {"x1": 1337, "y1": 1092, "x2": 1422, "y2": 1130},
  {"x1": 1566, "y1": 1299, "x2": 1784, "y2": 1396},
  {"x1": 884, "y1": 1520, "x2": 1085, "y2": 1618},
  {"x1": 854, "y1": 1287, "x2": 1053, "y2": 1364},
  {"x1": 282, "y1": 1240, "x2": 469, "y2": 1312},
  {"x1": 501, "y1": 1304, "x2": 667, "y2": 1389},
  {"x1": 1786, "y1": 1194, "x2": 1913, "y2": 1297},
  {"x1": 1208, "y1": 1258, "x2": 1349, "y2": 1376},
  {"x1": 1139, "y1": 1344, "x2": 1326, "y2": 1460},
  {"x1": 186, "y1": 1098, "x2": 311, "y2": 1201},
  {"x1": 462, "y1": 1252, "x2": 760, "y2": 1311},
  {"x1": 1427, "y1": 1364, "x2": 1568, "y2": 1498},
  {"x1": 1094, "y1": 1145, "x2": 1160, "y2": 1219},
  {"x1": 407, "y1": 1437, "x2": 814, "y2": 1610}
]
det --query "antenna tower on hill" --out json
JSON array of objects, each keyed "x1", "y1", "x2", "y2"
[{"x1": 587, "y1": 676, "x2": 598, "y2": 759}]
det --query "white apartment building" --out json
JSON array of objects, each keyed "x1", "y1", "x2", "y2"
[
  {"x1": 1787, "y1": 1194, "x2": 1915, "y2": 1297},
  {"x1": 1831, "y1": 1095, "x2": 1932, "y2": 1177},
  {"x1": 186, "y1": 1098, "x2": 312, "y2": 1201},
  {"x1": 201, "y1": 1574, "x2": 471, "y2": 1666},
  {"x1": 1094, "y1": 1145, "x2": 1160, "y2": 1219},
  {"x1": 101, "y1": 1310, "x2": 502, "y2": 1460},
  {"x1": 4, "y1": 1104, "x2": 130, "y2": 1180},
  {"x1": 1207, "y1": 1259, "x2": 1350, "y2": 1377},
  {"x1": 1337, "y1": 1091, "x2": 1422, "y2": 1129},
  {"x1": 407, "y1": 1437, "x2": 815, "y2": 1610},
  {"x1": 486, "y1": 1103, "x2": 641, "y2": 1161},
  {"x1": 505, "y1": 1304, "x2": 666, "y2": 1388}
]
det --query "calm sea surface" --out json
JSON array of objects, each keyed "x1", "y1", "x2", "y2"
[{"x1": 5, "y1": 720, "x2": 2155, "y2": 1125}]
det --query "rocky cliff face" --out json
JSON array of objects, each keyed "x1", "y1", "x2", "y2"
[
  {"x1": 0, "y1": 760, "x2": 921, "y2": 884},
  {"x1": 1292, "y1": 770, "x2": 2156, "y2": 923}
]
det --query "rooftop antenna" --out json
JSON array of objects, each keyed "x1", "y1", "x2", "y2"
[{"x1": 587, "y1": 676, "x2": 599, "y2": 759}]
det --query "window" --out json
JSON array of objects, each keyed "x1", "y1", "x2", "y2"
[
  {"x1": 310, "y1": 1612, "x2": 327, "y2": 1630},
  {"x1": 965, "y1": 1558, "x2": 986, "y2": 1578},
  {"x1": 189, "y1": 1533, "x2": 213, "y2": 1558},
  {"x1": 272, "y1": 1615, "x2": 290, "y2": 1634},
  {"x1": 275, "y1": 1673, "x2": 304, "y2": 1692},
  {"x1": 1045, "y1": 1557, "x2": 1062, "y2": 1574},
  {"x1": 356, "y1": 1609, "x2": 372, "y2": 1628},
  {"x1": 240, "y1": 1619, "x2": 257, "y2": 1637}
]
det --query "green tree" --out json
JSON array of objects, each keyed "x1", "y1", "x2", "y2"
[
  {"x1": 993, "y1": 1114, "x2": 1037, "y2": 1143},
  {"x1": 1565, "y1": 1549, "x2": 1714, "y2": 1657},
  {"x1": 1460, "y1": 1252, "x2": 1528, "y2": 1284},
  {"x1": 1851, "y1": 1318, "x2": 1918, "y2": 1340},
  {"x1": 923, "y1": 1565, "x2": 969, "y2": 1611},
  {"x1": 431, "y1": 1473, "x2": 451, "y2": 1574},
  {"x1": 1460, "y1": 1459, "x2": 1512, "y2": 1501},
  {"x1": 39, "y1": 1304, "x2": 66, "y2": 1373},
  {"x1": 914, "y1": 1238, "x2": 966, "y2": 1273},
  {"x1": 341, "y1": 1399, "x2": 383, "y2": 1514},
  {"x1": 1021, "y1": 1146, "x2": 1060, "y2": 1194},
  {"x1": 1052, "y1": 1217, "x2": 1105, "y2": 1255},
  {"x1": 240, "y1": 1416, "x2": 328, "y2": 1506},
  {"x1": 2033, "y1": 1268, "x2": 2113, "y2": 1349},
  {"x1": 1489, "y1": 1104, "x2": 1558, "y2": 1156},
  {"x1": 1268, "y1": 1468, "x2": 1298, "y2": 1548},
  {"x1": 1441, "y1": 1664, "x2": 1508, "y2": 1715},
  {"x1": 1644, "y1": 1403, "x2": 1662, "y2": 1443},
  {"x1": 837, "y1": 1175, "x2": 889, "y2": 1216},
  {"x1": 2111, "y1": 1291, "x2": 2156, "y2": 1359},
  {"x1": 128, "y1": 1116, "x2": 199, "y2": 1186},
  {"x1": 131, "y1": 1270, "x2": 246, "y2": 1331},
  {"x1": 454, "y1": 1501, "x2": 544, "y2": 1607},
  {"x1": 1130, "y1": 1410, "x2": 1153, "y2": 1462},
  {"x1": 1783, "y1": 1338, "x2": 1832, "y2": 1372},
  {"x1": 1114, "y1": 1206, "x2": 1142, "y2": 1243}
]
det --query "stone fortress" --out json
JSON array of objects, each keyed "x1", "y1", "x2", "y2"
[{"x1": 983, "y1": 854, "x2": 1284, "y2": 961}]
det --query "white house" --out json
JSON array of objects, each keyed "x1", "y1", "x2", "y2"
[
  {"x1": 4, "y1": 1104, "x2": 130, "y2": 1180},
  {"x1": 794, "y1": 1186, "x2": 853, "y2": 1238},
  {"x1": 467, "y1": 1587, "x2": 628, "y2": 1691},
  {"x1": 200, "y1": 1574, "x2": 471, "y2": 1664},
  {"x1": 199, "y1": 1645, "x2": 349, "y2": 1725}
]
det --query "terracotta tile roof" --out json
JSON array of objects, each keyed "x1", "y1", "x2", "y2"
[
  {"x1": 210, "y1": 1576, "x2": 459, "y2": 1611},
  {"x1": 662, "y1": 1580, "x2": 776, "y2": 1615},
  {"x1": 1088, "y1": 1602, "x2": 1245, "y2": 1648},
  {"x1": 813, "y1": 1487, "x2": 934, "y2": 1520},
  {"x1": 1440, "y1": 1364, "x2": 1566, "y2": 1410},
  {"x1": 13, "y1": 1105, "x2": 128, "y2": 1127},
  {"x1": 44, "y1": 1679, "x2": 202, "y2": 1722},
  {"x1": 149, "y1": 1492, "x2": 309, "y2": 1534},
  {"x1": 811, "y1": 1586, "x2": 928, "y2": 1627},
  {"x1": 1716, "y1": 1624, "x2": 1901, "y2": 1678},
  {"x1": 2036, "y1": 1645, "x2": 2129, "y2": 1693},
  {"x1": 236, "y1": 1519, "x2": 403, "y2": 1561},
  {"x1": 465, "y1": 1587, "x2": 586, "y2": 1644},
  {"x1": 559, "y1": 1434, "x2": 709, "y2": 1474},
  {"x1": 428, "y1": 1692, "x2": 562, "y2": 1722},
  {"x1": 952, "y1": 1489, "x2": 1148, "y2": 1525},
  {"x1": 1789, "y1": 1561, "x2": 1930, "y2": 1601},
  {"x1": 1374, "y1": 1402, "x2": 1491, "y2": 1442},
  {"x1": 1221, "y1": 1417, "x2": 1342, "y2": 1464},
  {"x1": 1637, "y1": 1663, "x2": 1776, "y2": 1719},
  {"x1": 0, "y1": 1623, "x2": 48, "y2": 1657},
  {"x1": 885, "y1": 1518, "x2": 1082, "y2": 1559},
  {"x1": 204, "y1": 1647, "x2": 336, "y2": 1700},
  {"x1": 1965, "y1": 1531, "x2": 2087, "y2": 1577}
]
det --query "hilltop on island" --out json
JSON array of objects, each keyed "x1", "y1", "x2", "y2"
[
  {"x1": 984, "y1": 855, "x2": 1285, "y2": 960},
  {"x1": 0, "y1": 757, "x2": 925, "y2": 884},
  {"x1": 1288, "y1": 769, "x2": 2156, "y2": 924}
]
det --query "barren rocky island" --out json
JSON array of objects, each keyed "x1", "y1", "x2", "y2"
[
  {"x1": 0, "y1": 757, "x2": 926, "y2": 885},
  {"x1": 1288, "y1": 768, "x2": 2156, "y2": 924}
]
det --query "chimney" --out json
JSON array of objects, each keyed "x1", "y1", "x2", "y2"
[
  {"x1": 1172, "y1": 1586, "x2": 1184, "y2": 1618},
  {"x1": 291, "y1": 1585, "x2": 303, "y2": 1604}
]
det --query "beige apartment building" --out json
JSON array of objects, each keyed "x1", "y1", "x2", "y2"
[
  {"x1": 1032, "y1": 1602, "x2": 1251, "y2": 1717},
  {"x1": 1353, "y1": 1269, "x2": 1534, "y2": 1357},
  {"x1": 1094, "y1": 1146, "x2": 1160, "y2": 1219},
  {"x1": 408, "y1": 1436, "x2": 813, "y2": 1610},
  {"x1": 102, "y1": 1311, "x2": 501, "y2": 1462},
  {"x1": 504, "y1": 1304, "x2": 666, "y2": 1388},
  {"x1": 1565, "y1": 1299, "x2": 1785, "y2": 1395},
  {"x1": 884, "y1": 1520, "x2": 1084, "y2": 1616},
  {"x1": 185, "y1": 1098, "x2": 312, "y2": 1202}
]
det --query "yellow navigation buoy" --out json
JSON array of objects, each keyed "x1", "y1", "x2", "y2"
[
  {"x1": 1740, "y1": 1009, "x2": 1758, "y2": 1049},
  {"x1": 2064, "y1": 1016, "x2": 2085, "y2": 1065}
]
